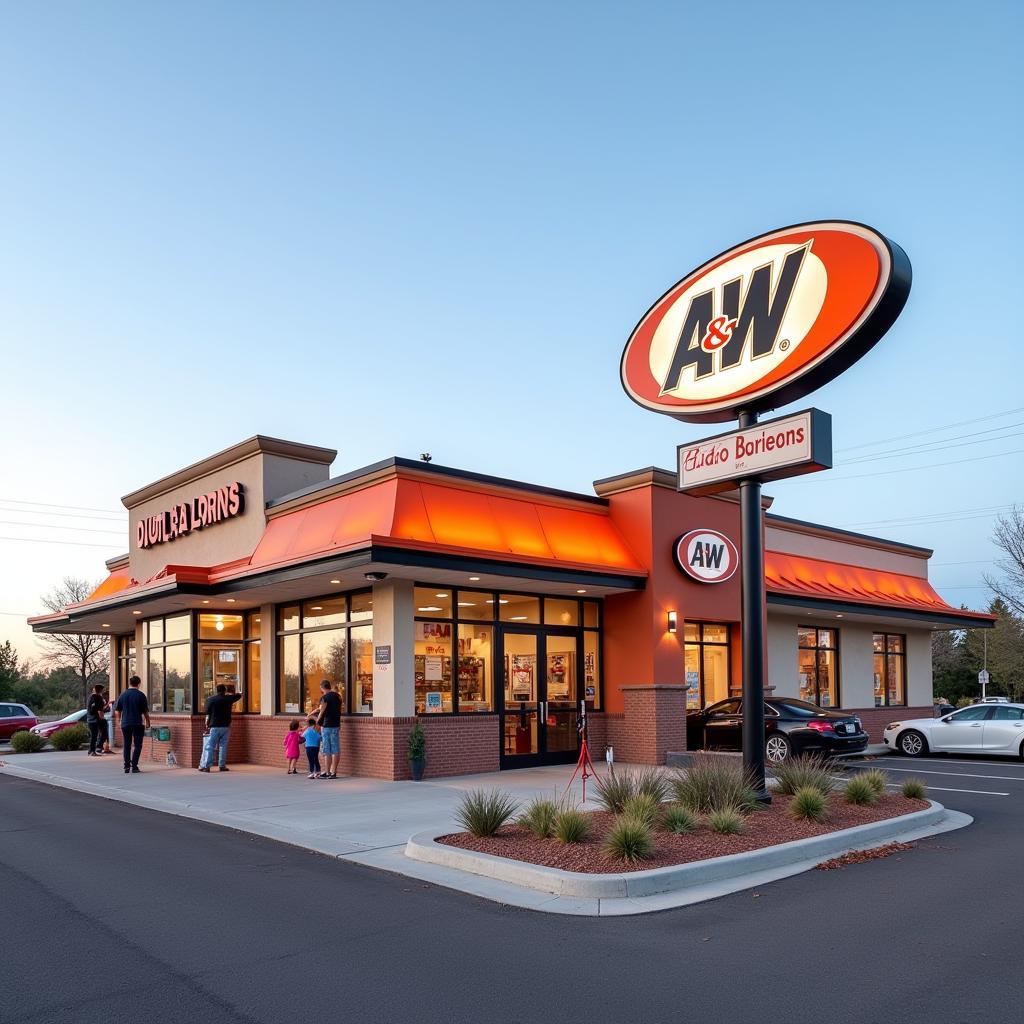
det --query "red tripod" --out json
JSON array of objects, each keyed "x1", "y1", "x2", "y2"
[{"x1": 562, "y1": 704, "x2": 601, "y2": 804}]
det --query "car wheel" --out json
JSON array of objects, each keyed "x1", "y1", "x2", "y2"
[
  {"x1": 765, "y1": 733, "x2": 791, "y2": 763},
  {"x1": 898, "y1": 730, "x2": 927, "y2": 757}
]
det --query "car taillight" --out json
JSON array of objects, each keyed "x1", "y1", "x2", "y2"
[{"x1": 806, "y1": 720, "x2": 835, "y2": 733}]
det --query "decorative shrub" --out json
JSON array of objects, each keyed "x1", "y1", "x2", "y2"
[
  {"x1": 552, "y1": 807, "x2": 591, "y2": 844},
  {"x1": 621, "y1": 792, "x2": 660, "y2": 828},
  {"x1": 672, "y1": 756, "x2": 758, "y2": 815},
  {"x1": 455, "y1": 789, "x2": 518, "y2": 838},
  {"x1": 843, "y1": 775, "x2": 879, "y2": 806},
  {"x1": 771, "y1": 754, "x2": 836, "y2": 796},
  {"x1": 901, "y1": 778, "x2": 927, "y2": 800},
  {"x1": 787, "y1": 786, "x2": 830, "y2": 823},
  {"x1": 662, "y1": 804, "x2": 698, "y2": 835},
  {"x1": 406, "y1": 723, "x2": 425, "y2": 762},
  {"x1": 603, "y1": 815, "x2": 654, "y2": 863},
  {"x1": 859, "y1": 768, "x2": 889, "y2": 797},
  {"x1": 517, "y1": 796, "x2": 558, "y2": 839},
  {"x1": 633, "y1": 766, "x2": 671, "y2": 804},
  {"x1": 707, "y1": 808, "x2": 745, "y2": 835},
  {"x1": 593, "y1": 770, "x2": 638, "y2": 814},
  {"x1": 51, "y1": 724, "x2": 89, "y2": 751},
  {"x1": 10, "y1": 730, "x2": 46, "y2": 754}
]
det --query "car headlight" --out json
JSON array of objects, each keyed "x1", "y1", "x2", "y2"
[{"x1": 887, "y1": 722, "x2": 902, "y2": 731}]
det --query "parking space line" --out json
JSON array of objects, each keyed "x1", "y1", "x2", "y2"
[
  {"x1": 886, "y1": 784, "x2": 1009, "y2": 796},
  {"x1": 880, "y1": 766, "x2": 1024, "y2": 782}
]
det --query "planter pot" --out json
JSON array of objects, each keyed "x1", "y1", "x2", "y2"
[{"x1": 409, "y1": 757, "x2": 426, "y2": 782}]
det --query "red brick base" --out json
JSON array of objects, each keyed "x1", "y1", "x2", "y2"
[
  {"x1": 848, "y1": 706, "x2": 932, "y2": 743},
  {"x1": 606, "y1": 686, "x2": 687, "y2": 765}
]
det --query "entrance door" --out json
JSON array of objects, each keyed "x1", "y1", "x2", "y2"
[
  {"x1": 198, "y1": 643, "x2": 243, "y2": 709},
  {"x1": 499, "y1": 628, "x2": 580, "y2": 768}
]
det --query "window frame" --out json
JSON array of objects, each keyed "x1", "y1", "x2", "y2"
[
  {"x1": 683, "y1": 622, "x2": 732, "y2": 709},
  {"x1": 797, "y1": 625, "x2": 841, "y2": 708},
  {"x1": 142, "y1": 613, "x2": 193, "y2": 714},
  {"x1": 873, "y1": 631, "x2": 907, "y2": 708}
]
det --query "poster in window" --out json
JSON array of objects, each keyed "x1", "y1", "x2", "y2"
[
  {"x1": 218, "y1": 650, "x2": 237, "y2": 663},
  {"x1": 511, "y1": 654, "x2": 535, "y2": 701},
  {"x1": 424, "y1": 655, "x2": 444, "y2": 682},
  {"x1": 415, "y1": 622, "x2": 451, "y2": 641},
  {"x1": 425, "y1": 691, "x2": 443, "y2": 711}
]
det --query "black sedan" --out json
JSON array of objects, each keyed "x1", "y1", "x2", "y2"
[{"x1": 687, "y1": 697, "x2": 869, "y2": 762}]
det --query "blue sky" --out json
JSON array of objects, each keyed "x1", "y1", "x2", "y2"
[{"x1": 1, "y1": 1, "x2": 1021, "y2": 658}]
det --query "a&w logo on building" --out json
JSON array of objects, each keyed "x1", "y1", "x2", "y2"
[
  {"x1": 673, "y1": 529, "x2": 738, "y2": 584},
  {"x1": 620, "y1": 221, "x2": 911, "y2": 423}
]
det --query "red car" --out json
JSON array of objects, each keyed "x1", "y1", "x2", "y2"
[
  {"x1": 31, "y1": 708, "x2": 88, "y2": 739},
  {"x1": 0, "y1": 702, "x2": 39, "y2": 739}
]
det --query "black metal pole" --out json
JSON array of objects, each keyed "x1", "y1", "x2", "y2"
[{"x1": 738, "y1": 409, "x2": 770, "y2": 802}]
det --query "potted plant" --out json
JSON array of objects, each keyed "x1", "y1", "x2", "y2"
[{"x1": 407, "y1": 722, "x2": 426, "y2": 781}]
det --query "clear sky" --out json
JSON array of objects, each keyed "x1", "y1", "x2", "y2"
[{"x1": 1, "y1": 1, "x2": 1021, "y2": 661}]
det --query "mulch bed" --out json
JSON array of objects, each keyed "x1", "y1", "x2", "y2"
[{"x1": 437, "y1": 794, "x2": 927, "y2": 874}]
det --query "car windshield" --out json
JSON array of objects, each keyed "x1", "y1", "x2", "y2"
[
  {"x1": 62, "y1": 710, "x2": 86, "y2": 723},
  {"x1": 773, "y1": 699, "x2": 829, "y2": 716}
]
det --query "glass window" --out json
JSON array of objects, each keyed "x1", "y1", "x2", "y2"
[
  {"x1": 702, "y1": 623, "x2": 729, "y2": 644},
  {"x1": 950, "y1": 706, "x2": 989, "y2": 722},
  {"x1": 544, "y1": 598, "x2": 579, "y2": 626},
  {"x1": 246, "y1": 611, "x2": 262, "y2": 640},
  {"x1": 991, "y1": 706, "x2": 1024, "y2": 721},
  {"x1": 684, "y1": 623, "x2": 731, "y2": 709},
  {"x1": 499, "y1": 594, "x2": 540, "y2": 623},
  {"x1": 279, "y1": 634, "x2": 301, "y2": 714},
  {"x1": 415, "y1": 587, "x2": 452, "y2": 618},
  {"x1": 278, "y1": 605, "x2": 300, "y2": 632},
  {"x1": 583, "y1": 601, "x2": 599, "y2": 629},
  {"x1": 147, "y1": 649, "x2": 165, "y2": 713},
  {"x1": 164, "y1": 614, "x2": 191, "y2": 643},
  {"x1": 303, "y1": 596, "x2": 346, "y2": 628},
  {"x1": 303, "y1": 628, "x2": 347, "y2": 714},
  {"x1": 457, "y1": 624, "x2": 493, "y2": 711},
  {"x1": 683, "y1": 621, "x2": 699, "y2": 643},
  {"x1": 349, "y1": 591, "x2": 373, "y2": 621},
  {"x1": 164, "y1": 643, "x2": 192, "y2": 714},
  {"x1": 350, "y1": 625, "x2": 373, "y2": 713},
  {"x1": 146, "y1": 619, "x2": 164, "y2": 645},
  {"x1": 456, "y1": 590, "x2": 492, "y2": 621},
  {"x1": 873, "y1": 633, "x2": 907, "y2": 707},
  {"x1": 247, "y1": 641, "x2": 261, "y2": 713},
  {"x1": 198, "y1": 613, "x2": 244, "y2": 641},
  {"x1": 583, "y1": 630, "x2": 601, "y2": 710},
  {"x1": 798, "y1": 626, "x2": 839, "y2": 708},
  {"x1": 415, "y1": 622, "x2": 452, "y2": 713}
]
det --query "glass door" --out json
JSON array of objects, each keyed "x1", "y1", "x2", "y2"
[
  {"x1": 198, "y1": 643, "x2": 243, "y2": 709},
  {"x1": 499, "y1": 628, "x2": 580, "y2": 768}
]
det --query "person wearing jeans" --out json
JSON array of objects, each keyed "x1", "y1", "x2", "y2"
[
  {"x1": 199, "y1": 683, "x2": 242, "y2": 773},
  {"x1": 114, "y1": 675, "x2": 151, "y2": 774},
  {"x1": 86, "y1": 684, "x2": 106, "y2": 756}
]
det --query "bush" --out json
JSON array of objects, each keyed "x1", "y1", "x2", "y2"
[
  {"x1": 901, "y1": 778, "x2": 927, "y2": 800},
  {"x1": 788, "y1": 786, "x2": 830, "y2": 823},
  {"x1": 593, "y1": 770, "x2": 638, "y2": 813},
  {"x1": 50, "y1": 724, "x2": 89, "y2": 751},
  {"x1": 603, "y1": 815, "x2": 654, "y2": 863},
  {"x1": 10, "y1": 730, "x2": 46, "y2": 753},
  {"x1": 517, "y1": 796, "x2": 558, "y2": 839},
  {"x1": 662, "y1": 804, "x2": 698, "y2": 835},
  {"x1": 771, "y1": 754, "x2": 836, "y2": 796},
  {"x1": 859, "y1": 768, "x2": 889, "y2": 797},
  {"x1": 843, "y1": 775, "x2": 879, "y2": 806},
  {"x1": 707, "y1": 808, "x2": 745, "y2": 835},
  {"x1": 621, "y1": 792, "x2": 660, "y2": 828},
  {"x1": 455, "y1": 789, "x2": 518, "y2": 837},
  {"x1": 672, "y1": 756, "x2": 758, "y2": 815},
  {"x1": 406, "y1": 723, "x2": 425, "y2": 762},
  {"x1": 633, "y1": 766, "x2": 671, "y2": 804},
  {"x1": 553, "y1": 806, "x2": 591, "y2": 844}
]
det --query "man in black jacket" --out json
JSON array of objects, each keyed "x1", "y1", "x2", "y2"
[
  {"x1": 114, "y1": 676, "x2": 151, "y2": 774},
  {"x1": 200, "y1": 684, "x2": 242, "y2": 773},
  {"x1": 86, "y1": 684, "x2": 106, "y2": 756}
]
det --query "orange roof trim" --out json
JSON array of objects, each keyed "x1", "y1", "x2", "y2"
[{"x1": 765, "y1": 551, "x2": 994, "y2": 621}]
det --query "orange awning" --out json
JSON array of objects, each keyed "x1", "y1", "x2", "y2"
[
  {"x1": 82, "y1": 567, "x2": 135, "y2": 603},
  {"x1": 765, "y1": 551, "x2": 994, "y2": 622}
]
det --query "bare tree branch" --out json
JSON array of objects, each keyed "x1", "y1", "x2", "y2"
[
  {"x1": 984, "y1": 505, "x2": 1024, "y2": 616},
  {"x1": 35, "y1": 577, "x2": 109, "y2": 706}
]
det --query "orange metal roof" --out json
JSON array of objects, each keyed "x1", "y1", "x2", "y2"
[
  {"x1": 765, "y1": 551, "x2": 994, "y2": 621},
  {"x1": 83, "y1": 567, "x2": 135, "y2": 602},
  {"x1": 245, "y1": 477, "x2": 645, "y2": 577}
]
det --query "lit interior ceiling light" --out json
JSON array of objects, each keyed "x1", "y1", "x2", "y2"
[
  {"x1": 226, "y1": 598, "x2": 236, "y2": 604},
  {"x1": 311, "y1": 606, "x2": 323, "y2": 611},
  {"x1": 576, "y1": 589, "x2": 587, "y2": 594},
  {"x1": 215, "y1": 621, "x2": 225, "y2": 632},
  {"x1": 435, "y1": 593, "x2": 449, "y2": 598},
  {"x1": 132, "y1": 610, "x2": 142, "y2": 616},
  {"x1": 457, "y1": 602, "x2": 475, "y2": 607},
  {"x1": 418, "y1": 606, "x2": 443, "y2": 612},
  {"x1": 330, "y1": 579, "x2": 341, "y2": 584},
  {"x1": 469, "y1": 576, "x2": 481, "y2": 581},
  {"x1": 101, "y1": 623, "x2": 110, "y2": 628},
  {"x1": 510, "y1": 615, "x2": 528, "y2": 621}
]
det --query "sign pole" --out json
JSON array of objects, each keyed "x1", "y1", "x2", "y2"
[{"x1": 738, "y1": 410, "x2": 770, "y2": 802}]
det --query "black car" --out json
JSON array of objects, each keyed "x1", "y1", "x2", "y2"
[{"x1": 686, "y1": 697, "x2": 869, "y2": 762}]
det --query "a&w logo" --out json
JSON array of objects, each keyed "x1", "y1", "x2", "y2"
[
  {"x1": 655, "y1": 241, "x2": 826, "y2": 398},
  {"x1": 673, "y1": 529, "x2": 738, "y2": 584}
]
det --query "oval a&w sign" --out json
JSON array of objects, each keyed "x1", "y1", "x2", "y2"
[
  {"x1": 673, "y1": 529, "x2": 738, "y2": 584},
  {"x1": 620, "y1": 221, "x2": 911, "y2": 423}
]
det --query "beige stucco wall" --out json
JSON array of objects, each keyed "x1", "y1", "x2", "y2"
[
  {"x1": 371, "y1": 579, "x2": 414, "y2": 718},
  {"x1": 765, "y1": 524, "x2": 929, "y2": 578}
]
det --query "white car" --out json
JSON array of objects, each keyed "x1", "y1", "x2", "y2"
[{"x1": 884, "y1": 702, "x2": 1024, "y2": 759}]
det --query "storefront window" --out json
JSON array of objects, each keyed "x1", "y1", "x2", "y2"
[
  {"x1": 684, "y1": 623, "x2": 731, "y2": 709},
  {"x1": 198, "y1": 613, "x2": 244, "y2": 641},
  {"x1": 798, "y1": 626, "x2": 839, "y2": 708},
  {"x1": 458, "y1": 624, "x2": 493, "y2": 711},
  {"x1": 147, "y1": 649, "x2": 165, "y2": 712},
  {"x1": 415, "y1": 587, "x2": 452, "y2": 618},
  {"x1": 583, "y1": 601, "x2": 600, "y2": 629},
  {"x1": 164, "y1": 614, "x2": 190, "y2": 643},
  {"x1": 164, "y1": 643, "x2": 192, "y2": 713},
  {"x1": 247, "y1": 639, "x2": 261, "y2": 714},
  {"x1": 499, "y1": 594, "x2": 540, "y2": 623},
  {"x1": 456, "y1": 590, "x2": 491, "y2": 621},
  {"x1": 415, "y1": 620, "x2": 453, "y2": 713},
  {"x1": 583, "y1": 629, "x2": 601, "y2": 710},
  {"x1": 276, "y1": 591, "x2": 373, "y2": 715},
  {"x1": 143, "y1": 615, "x2": 192, "y2": 713},
  {"x1": 116, "y1": 635, "x2": 136, "y2": 695},
  {"x1": 873, "y1": 633, "x2": 906, "y2": 706},
  {"x1": 544, "y1": 598, "x2": 579, "y2": 626}
]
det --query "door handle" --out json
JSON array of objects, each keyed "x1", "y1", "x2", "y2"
[
  {"x1": 539, "y1": 701, "x2": 546, "y2": 721},
  {"x1": 970, "y1": 723, "x2": 982, "y2": 728}
]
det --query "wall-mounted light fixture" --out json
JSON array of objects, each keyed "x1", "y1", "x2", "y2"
[{"x1": 667, "y1": 610, "x2": 678, "y2": 633}]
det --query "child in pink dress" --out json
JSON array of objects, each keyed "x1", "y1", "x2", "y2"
[{"x1": 283, "y1": 720, "x2": 302, "y2": 774}]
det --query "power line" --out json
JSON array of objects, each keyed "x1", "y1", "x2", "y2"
[
  {"x1": 0, "y1": 536, "x2": 123, "y2": 549},
  {"x1": 0, "y1": 520, "x2": 125, "y2": 537},
  {"x1": 817, "y1": 447, "x2": 1024, "y2": 482},
  {"x1": 840, "y1": 425, "x2": 1024, "y2": 466},
  {"x1": 0, "y1": 505, "x2": 126, "y2": 523},
  {"x1": 843, "y1": 504, "x2": 1013, "y2": 527},
  {"x1": 836, "y1": 405, "x2": 1024, "y2": 454},
  {"x1": 931, "y1": 560, "x2": 996, "y2": 567},
  {"x1": 0, "y1": 497, "x2": 126, "y2": 516}
]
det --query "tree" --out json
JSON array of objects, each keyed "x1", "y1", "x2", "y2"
[
  {"x1": 962, "y1": 598, "x2": 1024, "y2": 702},
  {"x1": 986, "y1": 506, "x2": 1024, "y2": 616},
  {"x1": 35, "y1": 577, "x2": 109, "y2": 707},
  {"x1": 0, "y1": 640, "x2": 20, "y2": 701},
  {"x1": 931, "y1": 629, "x2": 977, "y2": 706}
]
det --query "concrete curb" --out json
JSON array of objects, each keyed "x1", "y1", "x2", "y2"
[{"x1": 406, "y1": 800, "x2": 947, "y2": 899}]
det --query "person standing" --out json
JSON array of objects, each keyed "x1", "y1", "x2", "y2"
[
  {"x1": 114, "y1": 676, "x2": 151, "y2": 774},
  {"x1": 315, "y1": 679, "x2": 341, "y2": 779},
  {"x1": 85, "y1": 684, "x2": 106, "y2": 756},
  {"x1": 199, "y1": 683, "x2": 242, "y2": 773},
  {"x1": 101, "y1": 688, "x2": 114, "y2": 753}
]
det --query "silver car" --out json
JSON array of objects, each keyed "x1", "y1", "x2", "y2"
[{"x1": 884, "y1": 702, "x2": 1024, "y2": 758}]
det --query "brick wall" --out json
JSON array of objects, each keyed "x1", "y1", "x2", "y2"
[
  {"x1": 609, "y1": 686, "x2": 687, "y2": 765},
  {"x1": 848, "y1": 706, "x2": 932, "y2": 743}
]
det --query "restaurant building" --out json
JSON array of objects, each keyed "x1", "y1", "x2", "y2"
[{"x1": 30, "y1": 435, "x2": 993, "y2": 778}]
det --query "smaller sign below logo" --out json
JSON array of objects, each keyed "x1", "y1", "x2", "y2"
[
  {"x1": 374, "y1": 645, "x2": 392, "y2": 666},
  {"x1": 677, "y1": 408, "x2": 832, "y2": 496},
  {"x1": 673, "y1": 529, "x2": 738, "y2": 584}
]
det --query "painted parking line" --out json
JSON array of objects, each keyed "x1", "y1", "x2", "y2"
[
  {"x1": 880, "y1": 766, "x2": 1024, "y2": 782},
  {"x1": 886, "y1": 783, "x2": 1009, "y2": 797}
]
